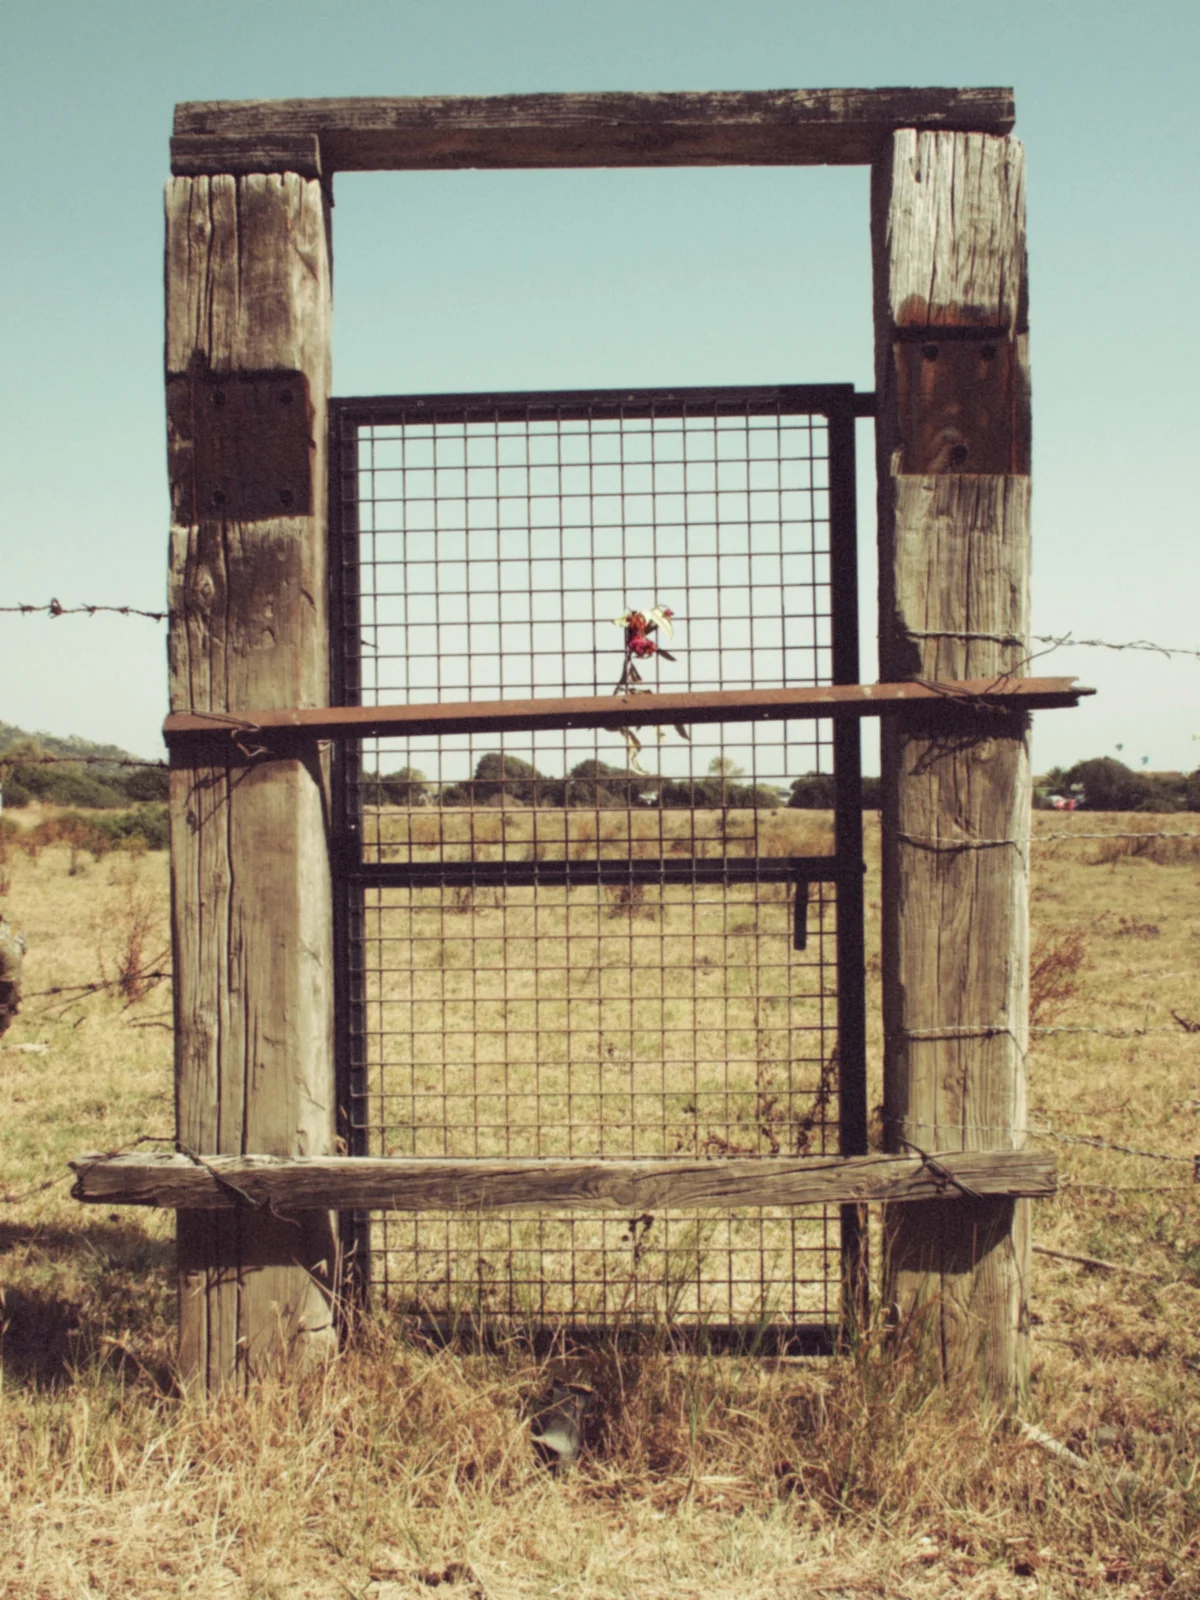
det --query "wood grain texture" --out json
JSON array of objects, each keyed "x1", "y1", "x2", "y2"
[
  {"x1": 872, "y1": 131, "x2": 1033, "y2": 1398},
  {"x1": 165, "y1": 173, "x2": 336, "y2": 1391},
  {"x1": 170, "y1": 133, "x2": 322, "y2": 178},
  {"x1": 71, "y1": 1151, "x2": 1056, "y2": 1212},
  {"x1": 173, "y1": 88, "x2": 1014, "y2": 171}
]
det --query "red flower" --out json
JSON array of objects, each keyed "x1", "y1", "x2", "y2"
[{"x1": 629, "y1": 636, "x2": 658, "y2": 658}]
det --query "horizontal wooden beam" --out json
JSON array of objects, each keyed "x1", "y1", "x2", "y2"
[
  {"x1": 162, "y1": 678, "x2": 1091, "y2": 749},
  {"x1": 170, "y1": 133, "x2": 322, "y2": 179},
  {"x1": 72, "y1": 1150, "x2": 1055, "y2": 1213},
  {"x1": 172, "y1": 88, "x2": 1015, "y2": 173}
]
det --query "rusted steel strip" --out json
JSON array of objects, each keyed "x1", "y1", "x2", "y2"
[{"x1": 163, "y1": 677, "x2": 1092, "y2": 746}]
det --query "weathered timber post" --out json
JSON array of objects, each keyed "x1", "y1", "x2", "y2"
[
  {"x1": 165, "y1": 171, "x2": 337, "y2": 1389},
  {"x1": 872, "y1": 131, "x2": 1032, "y2": 1395}
]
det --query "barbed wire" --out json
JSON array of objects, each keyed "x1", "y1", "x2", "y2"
[
  {"x1": 0, "y1": 600, "x2": 169, "y2": 622},
  {"x1": 3, "y1": 603, "x2": 1197, "y2": 660},
  {"x1": 1030, "y1": 633, "x2": 1200, "y2": 662},
  {"x1": 0, "y1": 752, "x2": 168, "y2": 771},
  {"x1": 1033, "y1": 830, "x2": 1200, "y2": 841},
  {"x1": 894, "y1": 1116, "x2": 1194, "y2": 1170},
  {"x1": 0, "y1": 1133, "x2": 175, "y2": 1206},
  {"x1": 1030, "y1": 1021, "x2": 1196, "y2": 1038}
]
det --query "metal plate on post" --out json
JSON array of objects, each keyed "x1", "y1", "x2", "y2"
[
  {"x1": 894, "y1": 335, "x2": 1028, "y2": 475},
  {"x1": 171, "y1": 369, "x2": 314, "y2": 522}
]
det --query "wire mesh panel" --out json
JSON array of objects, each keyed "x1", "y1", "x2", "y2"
[{"x1": 331, "y1": 386, "x2": 866, "y2": 1347}]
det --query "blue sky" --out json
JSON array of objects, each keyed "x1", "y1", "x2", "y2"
[{"x1": 2, "y1": 0, "x2": 1197, "y2": 772}]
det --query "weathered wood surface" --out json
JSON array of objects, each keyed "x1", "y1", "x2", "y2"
[
  {"x1": 872, "y1": 130, "x2": 1033, "y2": 1397},
  {"x1": 71, "y1": 1151, "x2": 1056, "y2": 1212},
  {"x1": 173, "y1": 88, "x2": 1014, "y2": 172},
  {"x1": 170, "y1": 133, "x2": 322, "y2": 178},
  {"x1": 162, "y1": 676, "x2": 1091, "y2": 750},
  {"x1": 166, "y1": 172, "x2": 336, "y2": 1390}
]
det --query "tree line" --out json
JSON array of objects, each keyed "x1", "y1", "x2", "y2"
[
  {"x1": 365, "y1": 752, "x2": 1200, "y2": 813},
  {"x1": 0, "y1": 741, "x2": 169, "y2": 810},
  {"x1": 1038, "y1": 757, "x2": 1200, "y2": 813},
  {"x1": 364, "y1": 753, "x2": 884, "y2": 811}
]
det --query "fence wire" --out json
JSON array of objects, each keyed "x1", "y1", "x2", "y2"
[{"x1": 333, "y1": 389, "x2": 865, "y2": 1338}]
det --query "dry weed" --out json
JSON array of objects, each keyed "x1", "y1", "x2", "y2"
[
  {"x1": 1, "y1": 820, "x2": 1199, "y2": 1597},
  {"x1": 1029, "y1": 925, "x2": 1090, "y2": 1026}
]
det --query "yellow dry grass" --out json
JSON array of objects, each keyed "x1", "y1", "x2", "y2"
[{"x1": 0, "y1": 806, "x2": 1198, "y2": 1598}]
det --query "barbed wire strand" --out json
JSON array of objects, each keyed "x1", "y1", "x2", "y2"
[
  {"x1": 0, "y1": 752, "x2": 168, "y2": 771},
  {"x1": 3, "y1": 604, "x2": 1198, "y2": 659},
  {"x1": 893, "y1": 1117, "x2": 1194, "y2": 1168},
  {"x1": 896, "y1": 830, "x2": 1200, "y2": 848},
  {"x1": 1, "y1": 1132, "x2": 175, "y2": 1205},
  {"x1": 0, "y1": 601, "x2": 169, "y2": 622},
  {"x1": 902, "y1": 628, "x2": 1200, "y2": 662}
]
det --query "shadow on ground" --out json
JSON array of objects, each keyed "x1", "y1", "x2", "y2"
[{"x1": 0, "y1": 1218, "x2": 174, "y2": 1388}]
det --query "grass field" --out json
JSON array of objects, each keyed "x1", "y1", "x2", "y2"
[{"x1": 1, "y1": 803, "x2": 1198, "y2": 1598}]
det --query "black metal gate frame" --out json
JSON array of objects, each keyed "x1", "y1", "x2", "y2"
[{"x1": 329, "y1": 382, "x2": 871, "y2": 1351}]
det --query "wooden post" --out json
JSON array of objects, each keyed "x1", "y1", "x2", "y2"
[
  {"x1": 872, "y1": 131, "x2": 1032, "y2": 1396},
  {"x1": 165, "y1": 172, "x2": 337, "y2": 1389}
]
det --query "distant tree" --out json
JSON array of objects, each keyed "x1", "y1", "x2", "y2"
[
  {"x1": 659, "y1": 776, "x2": 780, "y2": 810},
  {"x1": 787, "y1": 772, "x2": 837, "y2": 810},
  {"x1": 120, "y1": 766, "x2": 170, "y2": 803},
  {"x1": 563, "y1": 759, "x2": 652, "y2": 809},
  {"x1": 706, "y1": 755, "x2": 745, "y2": 780},
  {"x1": 380, "y1": 766, "x2": 430, "y2": 807},
  {"x1": 1188, "y1": 769, "x2": 1200, "y2": 813},
  {"x1": 1064, "y1": 757, "x2": 1156, "y2": 812},
  {"x1": 471, "y1": 752, "x2": 562, "y2": 807}
]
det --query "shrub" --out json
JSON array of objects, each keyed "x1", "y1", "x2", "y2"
[
  {"x1": 21, "y1": 804, "x2": 169, "y2": 858},
  {"x1": 380, "y1": 766, "x2": 430, "y2": 807},
  {"x1": 94, "y1": 804, "x2": 170, "y2": 852},
  {"x1": 1029, "y1": 926, "x2": 1088, "y2": 1026},
  {"x1": 1063, "y1": 756, "x2": 1185, "y2": 812},
  {"x1": 787, "y1": 773, "x2": 837, "y2": 810},
  {"x1": 362, "y1": 767, "x2": 431, "y2": 807},
  {"x1": 563, "y1": 759, "x2": 653, "y2": 809},
  {"x1": 659, "y1": 778, "x2": 781, "y2": 810},
  {"x1": 788, "y1": 773, "x2": 881, "y2": 810},
  {"x1": 119, "y1": 765, "x2": 170, "y2": 803},
  {"x1": 470, "y1": 752, "x2": 563, "y2": 807}
]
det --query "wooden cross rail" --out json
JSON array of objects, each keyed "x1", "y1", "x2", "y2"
[
  {"x1": 171, "y1": 88, "x2": 1015, "y2": 176},
  {"x1": 71, "y1": 1150, "x2": 1055, "y2": 1213},
  {"x1": 162, "y1": 677, "x2": 1091, "y2": 747}
]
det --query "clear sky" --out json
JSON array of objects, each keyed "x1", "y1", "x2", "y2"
[{"x1": 2, "y1": 0, "x2": 1197, "y2": 773}]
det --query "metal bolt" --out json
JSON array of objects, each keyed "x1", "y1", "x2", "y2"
[
  {"x1": 950, "y1": 444, "x2": 968, "y2": 468},
  {"x1": 981, "y1": 344, "x2": 997, "y2": 361},
  {"x1": 279, "y1": 488, "x2": 294, "y2": 507},
  {"x1": 922, "y1": 343, "x2": 939, "y2": 361},
  {"x1": 279, "y1": 388, "x2": 294, "y2": 406},
  {"x1": 211, "y1": 490, "x2": 227, "y2": 508},
  {"x1": 212, "y1": 389, "x2": 227, "y2": 407}
]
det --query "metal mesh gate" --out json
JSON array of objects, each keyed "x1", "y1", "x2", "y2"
[{"x1": 331, "y1": 385, "x2": 867, "y2": 1349}]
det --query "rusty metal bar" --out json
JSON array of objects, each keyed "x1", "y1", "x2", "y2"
[{"x1": 163, "y1": 677, "x2": 1091, "y2": 746}]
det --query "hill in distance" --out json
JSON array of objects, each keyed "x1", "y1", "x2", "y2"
[{"x1": 0, "y1": 721, "x2": 150, "y2": 771}]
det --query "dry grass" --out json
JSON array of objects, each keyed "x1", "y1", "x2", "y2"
[{"x1": 1, "y1": 809, "x2": 1198, "y2": 1596}]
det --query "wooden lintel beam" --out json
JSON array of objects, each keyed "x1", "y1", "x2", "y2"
[
  {"x1": 72, "y1": 1150, "x2": 1055, "y2": 1213},
  {"x1": 170, "y1": 133, "x2": 322, "y2": 179},
  {"x1": 172, "y1": 88, "x2": 1015, "y2": 173},
  {"x1": 162, "y1": 677, "x2": 1091, "y2": 748}
]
